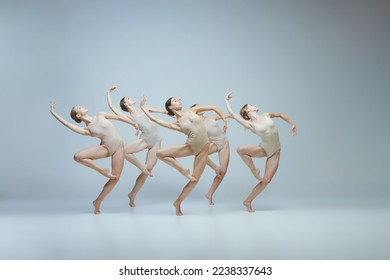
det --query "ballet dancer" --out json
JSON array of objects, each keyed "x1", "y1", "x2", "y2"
[
  {"x1": 50, "y1": 101, "x2": 138, "y2": 214},
  {"x1": 225, "y1": 91, "x2": 297, "y2": 212},
  {"x1": 140, "y1": 96, "x2": 227, "y2": 215},
  {"x1": 191, "y1": 104, "x2": 230, "y2": 205},
  {"x1": 106, "y1": 85, "x2": 166, "y2": 207}
]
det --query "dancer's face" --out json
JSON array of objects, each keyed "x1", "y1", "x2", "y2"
[
  {"x1": 170, "y1": 97, "x2": 182, "y2": 110},
  {"x1": 123, "y1": 97, "x2": 136, "y2": 106},
  {"x1": 246, "y1": 104, "x2": 259, "y2": 114},
  {"x1": 75, "y1": 106, "x2": 88, "y2": 116}
]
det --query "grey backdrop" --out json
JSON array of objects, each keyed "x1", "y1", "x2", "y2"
[{"x1": 0, "y1": 0, "x2": 389, "y2": 260}]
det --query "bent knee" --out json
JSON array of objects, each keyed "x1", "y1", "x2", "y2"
[
  {"x1": 236, "y1": 146, "x2": 244, "y2": 155},
  {"x1": 156, "y1": 150, "x2": 164, "y2": 159},
  {"x1": 113, "y1": 175, "x2": 121, "y2": 181},
  {"x1": 219, "y1": 169, "x2": 227, "y2": 177},
  {"x1": 262, "y1": 177, "x2": 272, "y2": 185},
  {"x1": 109, "y1": 172, "x2": 122, "y2": 182},
  {"x1": 73, "y1": 153, "x2": 82, "y2": 162}
]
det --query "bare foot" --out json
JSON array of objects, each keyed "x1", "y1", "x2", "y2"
[
  {"x1": 180, "y1": 168, "x2": 197, "y2": 182},
  {"x1": 205, "y1": 194, "x2": 214, "y2": 205},
  {"x1": 173, "y1": 201, "x2": 183, "y2": 216},
  {"x1": 93, "y1": 200, "x2": 101, "y2": 215},
  {"x1": 243, "y1": 200, "x2": 255, "y2": 213},
  {"x1": 128, "y1": 193, "x2": 136, "y2": 207},
  {"x1": 101, "y1": 168, "x2": 117, "y2": 179}
]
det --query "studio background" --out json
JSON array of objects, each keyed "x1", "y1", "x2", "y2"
[{"x1": 0, "y1": 0, "x2": 389, "y2": 260}]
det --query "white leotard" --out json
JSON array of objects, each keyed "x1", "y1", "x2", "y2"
[
  {"x1": 87, "y1": 112, "x2": 123, "y2": 155},
  {"x1": 132, "y1": 112, "x2": 161, "y2": 149},
  {"x1": 252, "y1": 112, "x2": 281, "y2": 157},
  {"x1": 204, "y1": 117, "x2": 227, "y2": 151}
]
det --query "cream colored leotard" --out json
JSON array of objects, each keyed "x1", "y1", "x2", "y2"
[
  {"x1": 178, "y1": 110, "x2": 209, "y2": 155},
  {"x1": 132, "y1": 112, "x2": 161, "y2": 149},
  {"x1": 87, "y1": 112, "x2": 123, "y2": 155},
  {"x1": 252, "y1": 112, "x2": 281, "y2": 157},
  {"x1": 204, "y1": 117, "x2": 227, "y2": 151}
]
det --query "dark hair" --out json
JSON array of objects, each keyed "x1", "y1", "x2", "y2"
[
  {"x1": 240, "y1": 104, "x2": 250, "y2": 120},
  {"x1": 120, "y1": 97, "x2": 128, "y2": 112},
  {"x1": 165, "y1": 97, "x2": 174, "y2": 116},
  {"x1": 190, "y1": 104, "x2": 198, "y2": 108},
  {"x1": 70, "y1": 106, "x2": 81, "y2": 123}
]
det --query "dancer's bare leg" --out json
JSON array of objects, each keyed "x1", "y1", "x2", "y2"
[
  {"x1": 74, "y1": 146, "x2": 115, "y2": 179},
  {"x1": 207, "y1": 158, "x2": 220, "y2": 177},
  {"x1": 124, "y1": 139, "x2": 151, "y2": 176},
  {"x1": 174, "y1": 143, "x2": 210, "y2": 216},
  {"x1": 128, "y1": 141, "x2": 160, "y2": 207},
  {"x1": 206, "y1": 143, "x2": 220, "y2": 177},
  {"x1": 128, "y1": 174, "x2": 146, "y2": 207},
  {"x1": 93, "y1": 144, "x2": 125, "y2": 214},
  {"x1": 243, "y1": 150, "x2": 280, "y2": 213},
  {"x1": 206, "y1": 141, "x2": 230, "y2": 205},
  {"x1": 236, "y1": 145, "x2": 266, "y2": 180},
  {"x1": 157, "y1": 144, "x2": 197, "y2": 181}
]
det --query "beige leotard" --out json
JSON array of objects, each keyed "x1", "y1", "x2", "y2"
[
  {"x1": 178, "y1": 110, "x2": 209, "y2": 155},
  {"x1": 204, "y1": 117, "x2": 227, "y2": 151},
  {"x1": 252, "y1": 112, "x2": 281, "y2": 157},
  {"x1": 87, "y1": 112, "x2": 123, "y2": 155}
]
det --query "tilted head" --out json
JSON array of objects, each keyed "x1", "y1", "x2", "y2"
[
  {"x1": 70, "y1": 106, "x2": 88, "y2": 123},
  {"x1": 240, "y1": 104, "x2": 259, "y2": 120},
  {"x1": 120, "y1": 97, "x2": 136, "y2": 112},
  {"x1": 165, "y1": 96, "x2": 182, "y2": 116},
  {"x1": 239, "y1": 104, "x2": 250, "y2": 120}
]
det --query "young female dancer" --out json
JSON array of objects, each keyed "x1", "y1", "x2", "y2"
[
  {"x1": 225, "y1": 92, "x2": 297, "y2": 212},
  {"x1": 191, "y1": 104, "x2": 230, "y2": 205},
  {"x1": 140, "y1": 96, "x2": 227, "y2": 215},
  {"x1": 50, "y1": 101, "x2": 138, "y2": 214},
  {"x1": 106, "y1": 85, "x2": 166, "y2": 207}
]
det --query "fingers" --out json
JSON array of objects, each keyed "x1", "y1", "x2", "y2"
[
  {"x1": 292, "y1": 125, "x2": 297, "y2": 136},
  {"x1": 225, "y1": 90, "x2": 233, "y2": 100},
  {"x1": 140, "y1": 95, "x2": 147, "y2": 106},
  {"x1": 108, "y1": 85, "x2": 117, "y2": 93}
]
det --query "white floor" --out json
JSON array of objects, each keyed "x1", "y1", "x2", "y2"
[{"x1": 1, "y1": 194, "x2": 389, "y2": 260}]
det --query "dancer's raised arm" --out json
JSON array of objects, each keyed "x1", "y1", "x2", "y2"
[
  {"x1": 192, "y1": 104, "x2": 228, "y2": 132},
  {"x1": 211, "y1": 114, "x2": 232, "y2": 121},
  {"x1": 141, "y1": 95, "x2": 168, "y2": 115},
  {"x1": 101, "y1": 111, "x2": 133, "y2": 124},
  {"x1": 101, "y1": 111, "x2": 139, "y2": 131},
  {"x1": 140, "y1": 96, "x2": 181, "y2": 132},
  {"x1": 50, "y1": 101, "x2": 90, "y2": 135},
  {"x1": 269, "y1": 112, "x2": 297, "y2": 136},
  {"x1": 106, "y1": 85, "x2": 127, "y2": 117},
  {"x1": 225, "y1": 92, "x2": 254, "y2": 132}
]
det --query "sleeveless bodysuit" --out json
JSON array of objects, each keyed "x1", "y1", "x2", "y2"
[
  {"x1": 178, "y1": 111, "x2": 209, "y2": 155},
  {"x1": 132, "y1": 112, "x2": 161, "y2": 149},
  {"x1": 252, "y1": 113, "x2": 281, "y2": 157},
  {"x1": 87, "y1": 112, "x2": 123, "y2": 156},
  {"x1": 204, "y1": 117, "x2": 227, "y2": 151}
]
